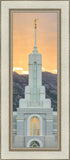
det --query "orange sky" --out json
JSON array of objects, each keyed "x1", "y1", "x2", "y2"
[{"x1": 13, "y1": 12, "x2": 57, "y2": 74}]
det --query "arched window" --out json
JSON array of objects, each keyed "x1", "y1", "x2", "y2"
[{"x1": 30, "y1": 117, "x2": 40, "y2": 136}]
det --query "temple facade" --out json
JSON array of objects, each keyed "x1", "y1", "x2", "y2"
[{"x1": 13, "y1": 19, "x2": 57, "y2": 148}]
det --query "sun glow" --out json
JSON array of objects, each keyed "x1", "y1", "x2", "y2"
[
  {"x1": 13, "y1": 13, "x2": 57, "y2": 76},
  {"x1": 22, "y1": 71, "x2": 29, "y2": 74},
  {"x1": 13, "y1": 67, "x2": 23, "y2": 71},
  {"x1": 42, "y1": 67, "x2": 57, "y2": 74},
  {"x1": 13, "y1": 67, "x2": 57, "y2": 75},
  {"x1": 13, "y1": 67, "x2": 29, "y2": 75},
  {"x1": 51, "y1": 70, "x2": 57, "y2": 74}
]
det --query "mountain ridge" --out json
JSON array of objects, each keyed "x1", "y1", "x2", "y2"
[{"x1": 13, "y1": 71, "x2": 57, "y2": 111}]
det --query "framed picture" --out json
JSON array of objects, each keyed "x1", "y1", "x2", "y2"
[
  {"x1": 10, "y1": 9, "x2": 60, "y2": 151},
  {"x1": 0, "y1": 0, "x2": 70, "y2": 160}
]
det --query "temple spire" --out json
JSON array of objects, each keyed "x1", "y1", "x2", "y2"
[
  {"x1": 33, "y1": 18, "x2": 38, "y2": 54},
  {"x1": 34, "y1": 18, "x2": 37, "y2": 47}
]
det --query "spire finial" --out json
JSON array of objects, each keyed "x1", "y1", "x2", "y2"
[
  {"x1": 35, "y1": 18, "x2": 37, "y2": 28},
  {"x1": 33, "y1": 18, "x2": 38, "y2": 54}
]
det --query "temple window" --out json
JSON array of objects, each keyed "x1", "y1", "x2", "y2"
[{"x1": 30, "y1": 117, "x2": 40, "y2": 136}]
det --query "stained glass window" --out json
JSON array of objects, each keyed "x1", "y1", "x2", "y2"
[{"x1": 30, "y1": 117, "x2": 40, "y2": 136}]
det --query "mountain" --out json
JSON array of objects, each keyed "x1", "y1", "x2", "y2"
[{"x1": 13, "y1": 72, "x2": 57, "y2": 111}]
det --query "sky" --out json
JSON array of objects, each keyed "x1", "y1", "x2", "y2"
[{"x1": 13, "y1": 12, "x2": 57, "y2": 74}]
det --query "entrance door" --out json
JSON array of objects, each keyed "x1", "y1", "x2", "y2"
[{"x1": 30, "y1": 141, "x2": 40, "y2": 148}]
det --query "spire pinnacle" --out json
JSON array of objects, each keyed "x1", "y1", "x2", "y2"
[
  {"x1": 33, "y1": 18, "x2": 38, "y2": 54},
  {"x1": 34, "y1": 18, "x2": 37, "y2": 47},
  {"x1": 35, "y1": 18, "x2": 37, "y2": 28}
]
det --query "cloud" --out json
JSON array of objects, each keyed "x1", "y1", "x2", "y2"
[
  {"x1": 42, "y1": 67, "x2": 45, "y2": 71},
  {"x1": 51, "y1": 70, "x2": 57, "y2": 74},
  {"x1": 13, "y1": 67, "x2": 29, "y2": 75},
  {"x1": 13, "y1": 67, "x2": 23, "y2": 71},
  {"x1": 22, "y1": 71, "x2": 29, "y2": 74}
]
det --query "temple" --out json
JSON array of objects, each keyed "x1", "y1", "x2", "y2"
[{"x1": 13, "y1": 19, "x2": 57, "y2": 148}]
